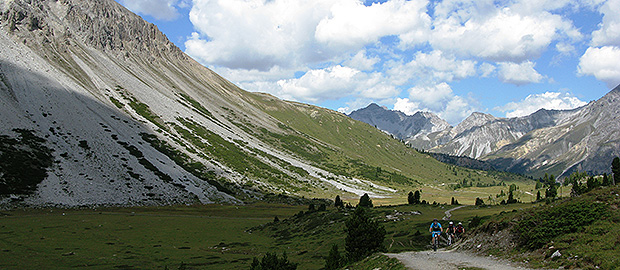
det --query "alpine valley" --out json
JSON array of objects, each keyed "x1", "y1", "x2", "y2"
[
  {"x1": 0, "y1": 0, "x2": 535, "y2": 207},
  {"x1": 350, "y1": 86, "x2": 620, "y2": 179}
]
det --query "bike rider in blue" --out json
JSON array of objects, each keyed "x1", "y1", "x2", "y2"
[{"x1": 429, "y1": 218, "x2": 442, "y2": 251}]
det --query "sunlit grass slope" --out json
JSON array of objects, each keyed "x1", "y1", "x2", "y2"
[{"x1": 244, "y1": 92, "x2": 534, "y2": 200}]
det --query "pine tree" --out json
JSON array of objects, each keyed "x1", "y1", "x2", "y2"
[
  {"x1": 334, "y1": 195, "x2": 344, "y2": 208},
  {"x1": 536, "y1": 190, "x2": 541, "y2": 201},
  {"x1": 507, "y1": 190, "x2": 517, "y2": 204},
  {"x1": 345, "y1": 206, "x2": 385, "y2": 262},
  {"x1": 324, "y1": 244, "x2": 342, "y2": 270},
  {"x1": 413, "y1": 190, "x2": 421, "y2": 204},
  {"x1": 602, "y1": 173, "x2": 610, "y2": 186},
  {"x1": 612, "y1": 157, "x2": 620, "y2": 185},
  {"x1": 451, "y1": 197, "x2": 455, "y2": 205},
  {"x1": 475, "y1": 197, "x2": 484, "y2": 206},
  {"x1": 545, "y1": 183, "x2": 557, "y2": 199},
  {"x1": 407, "y1": 191, "x2": 414, "y2": 205},
  {"x1": 358, "y1": 193, "x2": 373, "y2": 208}
]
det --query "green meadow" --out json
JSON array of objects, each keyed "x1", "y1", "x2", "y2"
[{"x1": 0, "y1": 200, "x2": 540, "y2": 269}]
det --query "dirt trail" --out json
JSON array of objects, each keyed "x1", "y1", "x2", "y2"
[
  {"x1": 442, "y1": 205, "x2": 467, "y2": 220},
  {"x1": 385, "y1": 249, "x2": 535, "y2": 270}
]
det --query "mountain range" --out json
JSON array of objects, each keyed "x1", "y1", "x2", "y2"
[
  {"x1": 350, "y1": 87, "x2": 620, "y2": 179},
  {"x1": 0, "y1": 0, "x2": 530, "y2": 207}
]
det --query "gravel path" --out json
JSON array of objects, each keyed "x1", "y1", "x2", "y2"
[
  {"x1": 443, "y1": 205, "x2": 467, "y2": 220},
  {"x1": 385, "y1": 249, "x2": 536, "y2": 270}
]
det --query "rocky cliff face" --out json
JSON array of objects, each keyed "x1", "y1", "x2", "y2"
[
  {"x1": 348, "y1": 103, "x2": 451, "y2": 148},
  {"x1": 0, "y1": 0, "x2": 328, "y2": 206},
  {"x1": 486, "y1": 87, "x2": 620, "y2": 178},
  {"x1": 350, "y1": 88, "x2": 620, "y2": 178}
]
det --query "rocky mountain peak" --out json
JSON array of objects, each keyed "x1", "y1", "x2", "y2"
[
  {"x1": 0, "y1": 0, "x2": 186, "y2": 62},
  {"x1": 349, "y1": 104, "x2": 449, "y2": 140}
]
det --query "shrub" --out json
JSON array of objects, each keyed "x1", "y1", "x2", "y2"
[
  {"x1": 250, "y1": 252, "x2": 297, "y2": 270},
  {"x1": 0, "y1": 129, "x2": 54, "y2": 195},
  {"x1": 324, "y1": 244, "x2": 342, "y2": 270},
  {"x1": 345, "y1": 206, "x2": 386, "y2": 262},
  {"x1": 358, "y1": 193, "x2": 373, "y2": 208},
  {"x1": 516, "y1": 201, "x2": 609, "y2": 250}
]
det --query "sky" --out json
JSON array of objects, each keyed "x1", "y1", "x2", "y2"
[{"x1": 116, "y1": 0, "x2": 620, "y2": 125}]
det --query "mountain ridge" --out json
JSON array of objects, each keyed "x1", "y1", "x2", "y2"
[{"x1": 349, "y1": 87, "x2": 620, "y2": 178}]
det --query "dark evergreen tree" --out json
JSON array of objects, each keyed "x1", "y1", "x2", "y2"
[
  {"x1": 475, "y1": 197, "x2": 485, "y2": 206},
  {"x1": 451, "y1": 197, "x2": 456, "y2": 205},
  {"x1": 407, "y1": 191, "x2": 414, "y2": 205},
  {"x1": 308, "y1": 203, "x2": 316, "y2": 212},
  {"x1": 535, "y1": 181, "x2": 542, "y2": 189},
  {"x1": 358, "y1": 193, "x2": 373, "y2": 208},
  {"x1": 334, "y1": 195, "x2": 344, "y2": 208},
  {"x1": 250, "y1": 252, "x2": 297, "y2": 270},
  {"x1": 324, "y1": 244, "x2": 342, "y2": 270},
  {"x1": 602, "y1": 173, "x2": 610, "y2": 186},
  {"x1": 413, "y1": 190, "x2": 421, "y2": 204},
  {"x1": 507, "y1": 190, "x2": 518, "y2": 204},
  {"x1": 586, "y1": 176, "x2": 600, "y2": 191},
  {"x1": 536, "y1": 190, "x2": 541, "y2": 201},
  {"x1": 612, "y1": 157, "x2": 620, "y2": 185},
  {"x1": 545, "y1": 183, "x2": 557, "y2": 199},
  {"x1": 345, "y1": 206, "x2": 385, "y2": 262},
  {"x1": 571, "y1": 180, "x2": 583, "y2": 196},
  {"x1": 273, "y1": 216, "x2": 280, "y2": 223}
]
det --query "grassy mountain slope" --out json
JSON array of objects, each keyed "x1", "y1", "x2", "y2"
[
  {"x1": 458, "y1": 186, "x2": 620, "y2": 269},
  {"x1": 0, "y1": 0, "x2": 534, "y2": 206}
]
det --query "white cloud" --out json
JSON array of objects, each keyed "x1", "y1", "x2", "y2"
[
  {"x1": 440, "y1": 95, "x2": 478, "y2": 125},
  {"x1": 185, "y1": 0, "x2": 430, "y2": 71},
  {"x1": 578, "y1": 46, "x2": 620, "y2": 88},
  {"x1": 498, "y1": 61, "x2": 544, "y2": 86},
  {"x1": 591, "y1": 0, "x2": 620, "y2": 47},
  {"x1": 499, "y1": 92, "x2": 587, "y2": 118},
  {"x1": 394, "y1": 83, "x2": 477, "y2": 124},
  {"x1": 429, "y1": 3, "x2": 581, "y2": 62},
  {"x1": 393, "y1": 98, "x2": 420, "y2": 115},
  {"x1": 186, "y1": 0, "x2": 334, "y2": 71},
  {"x1": 479, "y1": 62, "x2": 496, "y2": 77},
  {"x1": 118, "y1": 0, "x2": 182, "y2": 21},
  {"x1": 387, "y1": 50, "x2": 477, "y2": 85},
  {"x1": 245, "y1": 65, "x2": 398, "y2": 103},
  {"x1": 276, "y1": 66, "x2": 359, "y2": 102},
  {"x1": 316, "y1": 0, "x2": 431, "y2": 50},
  {"x1": 344, "y1": 50, "x2": 380, "y2": 71},
  {"x1": 555, "y1": 42, "x2": 576, "y2": 55}
]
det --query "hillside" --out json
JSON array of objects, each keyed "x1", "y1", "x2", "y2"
[
  {"x1": 0, "y1": 0, "x2": 533, "y2": 207},
  {"x1": 457, "y1": 186, "x2": 620, "y2": 269}
]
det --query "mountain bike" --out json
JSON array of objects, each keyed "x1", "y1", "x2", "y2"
[{"x1": 431, "y1": 232, "x2": 440, "y2": 251}]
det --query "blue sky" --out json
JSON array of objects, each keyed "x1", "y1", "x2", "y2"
[{"x1": 116, "y1": 0, "x2": 620, "y2": 125}]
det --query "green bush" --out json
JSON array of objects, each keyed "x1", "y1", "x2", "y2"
[
  {"x1": 516, "y1": 200, "x2": 609, "y2": 250},
  {"x1": 250, "y1": 252, "x2": 297, "y2": 270},
  {"x1": 345, "y1": 207, "x2": 386, "y2": 262},
  {"x1": 0, "y1": 129, "x2": 54, "y2": 195}
]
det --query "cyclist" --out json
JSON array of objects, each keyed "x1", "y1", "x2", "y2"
[
  {"x1": 446, "y1": 221, "x2": 456, "y2": 245},
  {"x1": 429, "y1": 218, "x2": 442, "y2": 251},
  {"x1": 455, "y1": 222, "x2": 465, "y2": 239}
]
